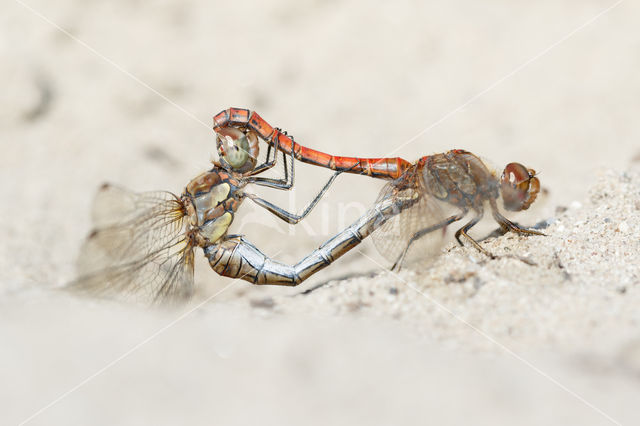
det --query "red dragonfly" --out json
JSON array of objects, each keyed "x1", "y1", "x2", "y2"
[
  {"x1": 214, "y1": 108, "x2": 411, "y2": 180},
  {"x1": 214, "y1": 108, "x2": 543, "y2": 269}
]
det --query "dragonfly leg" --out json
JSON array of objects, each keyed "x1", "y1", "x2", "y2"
[
  {"x1": 492, "y1": 210, "x2": 546, "y2": 237},
  {"x1": 244, "y1": 169, "x2": 342, "y2": 224},
  {"x1": 204, "y1": 194, "x2": 417, "y2": 285},
  {"x1": 454, "y1": 212, "x2": 494, "y2": 257},
  {"x1": 245, "y1": 152, "x2": 293, "y2": 189},
  {"x1": 245, "y1": 130, "x2": 295, "y2": 190},
  {"x1": 247, "y1": 140, "x2": 278, "y2": 176},
  {"x1": 391, "y1": 210, "x2": 467, "y2": 271}
]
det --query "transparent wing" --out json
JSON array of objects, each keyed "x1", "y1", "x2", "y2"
[
  {"x1": 69, "y1": 184, "x2": 195, "y2": 304},
  {"x1": 90, "y1": 183, "x2": 183, "y2": 228},
  {"x1": 371, "y1": 181, "x2": 448, "y2": 268}
]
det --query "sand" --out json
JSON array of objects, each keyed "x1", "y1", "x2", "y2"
[{"x1": 2, "y1": 1, "x2": 639, "y2": 425}]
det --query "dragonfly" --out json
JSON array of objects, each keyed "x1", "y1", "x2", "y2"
[
  {"x1": 69, "y1": 122, "x2": 414, "y2": 303},
  {"x1": 214, "y1": 108, "x2": 543, "y2": 269}
]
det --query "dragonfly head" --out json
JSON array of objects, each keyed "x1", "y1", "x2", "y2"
[
  {"x1": 500, "y1": 162, "x2": 540, "y2": 211},
  {"x1": 215, "y1": 127, "x2": 259, "y2": 174}
]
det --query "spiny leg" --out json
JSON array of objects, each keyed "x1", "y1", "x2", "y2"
[
  {"x1": 247, "y1": 136, "x2": 278, "y2": 176},
  {"x1": 483, "y1": 202, "x2": 543, "y2": 265},
  {"x1": 492, "y1": 210, "x2": 546, "y2": 237},
  {"x1": 454, "y1": 212, "x2": 494, "y2": 257},
  {"x1": 391, "y1": 210, "x2": 467, "y2": 271},
  {"x1": 246, "y1": 132, "x2": 296, "y2": 190},
  {"x1": 489, "y1": 198, "x2": 545, "y2": 237},
  {"x1": 244, "y1": 169, "x2": 342, "y2": 224},
  {"x1": 245, "y1": 161, "x2": 362, "y2": 224},
  {"x1": 246, "y1": 150, "x2": 294, "y2": 190},
  {"x1": 246, "y1": 128, "x2": 292, "y2": 177}
]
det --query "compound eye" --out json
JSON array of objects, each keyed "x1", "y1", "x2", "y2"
[
  {"x1": 215, "y1": 128, "x2": 258, "y2": 173},
  {"x1": 225, "y1": 134, "x2": 249, "y2": 169},
  {"x1": 500, "y1": 162, "x2": 540, "y2": 211}
]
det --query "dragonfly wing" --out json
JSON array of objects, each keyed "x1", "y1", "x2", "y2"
[
  {"x1": 90, "y1": 183, "x2": 183, "y2": 228},
  {"x1": 70, "y1": 185, "x2": 194, "y2": 304},
  {"x1": 371, "y1": 181, "x2": 448, "y2": 267}
]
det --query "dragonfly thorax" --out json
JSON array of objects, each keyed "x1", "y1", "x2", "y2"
[
  {"x1": 421, "y1": 150, "x2": 500, "y2": 210},
  {"x1": 183, "y1": 170, "x2": 244, "y2": 245}
]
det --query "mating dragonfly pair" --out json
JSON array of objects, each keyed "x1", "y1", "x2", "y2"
[{"x1": 71, "y1": 108, "x2": 542, "y2": 302}]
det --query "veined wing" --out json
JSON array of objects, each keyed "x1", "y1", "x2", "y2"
[
  {"x1": 69, "y1": 184, "x2": 195, "y2": 304},
  {"x1": 371, "y1": 180, "x2": 447, "y2": 268}
]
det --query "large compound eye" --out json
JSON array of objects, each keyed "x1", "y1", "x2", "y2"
[
  {"x1": 500, "y1": 162, "x2": 540, "y2": 211},
  {"x1": 215, "y1": 127, "x2": 258, "y2": 173}
]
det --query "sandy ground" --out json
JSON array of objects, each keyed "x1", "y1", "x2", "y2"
[{"x1": 2, "y1": 0, "x2": 640, "y2": 425}]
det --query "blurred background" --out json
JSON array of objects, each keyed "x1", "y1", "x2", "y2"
[{"x1": 2, "y1": 0, "x2": 639, "y2": 425}]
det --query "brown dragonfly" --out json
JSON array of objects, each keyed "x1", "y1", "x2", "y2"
[
  {"x1": 69, "y1": 124, "x2": 414, "y2": 303},
  {"x1": 214, "y1": 108, "x2": 543, "y2": 269}
]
